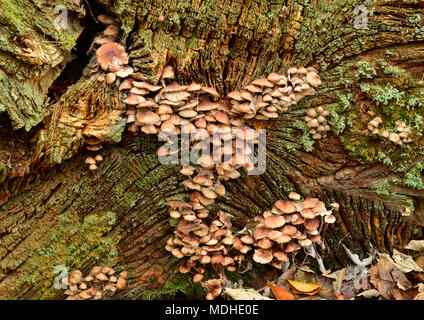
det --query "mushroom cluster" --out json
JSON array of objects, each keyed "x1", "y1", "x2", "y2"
[
  {"x1": 304, "y1": 106, "x2": 331, "y2": 140},
  {"x1": 201, "y1": 279, "x2": 223, "y2": 300},
  {"x1": 228, "y1": 67, "x2": 321, "y2": 121},
  {"x1": 363, "y1": 117, "x2": 412, "y2": 145},
  {"x1": 84, "y1": 154, "x2": 103, "y2": 171},
  {"x1": 249, "y1": 193, "x2": 336, "y2": 269},
  {"x1": 63, "y1": 267, "x2": 127, "y2": 300},
  {"x1": 165, "y1": 201, "x2": 243, "y2": 274}
]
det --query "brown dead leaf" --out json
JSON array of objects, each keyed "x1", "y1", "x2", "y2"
[
  {"x1": 287, "y1": 279, "x2": 324, "y2": 295},
  {"x1": 414, "y1": 292, "x2": 424, "y2": 300},
  {"x1": 415, "y1": 255, "x2": 424, "y2": 269},
  {"x1": 294, "y1": 267, "x2": 336, "y2": 299},
  {"x1": 370, "y1": 257, "x2": 413, "y2": 300},
  {"x1": 266, "y1": 283, "x2": 295, "y2": 300}
]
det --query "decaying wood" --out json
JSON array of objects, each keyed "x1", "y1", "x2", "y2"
[{"x1": 0, "y1": 0, "x2": 424, "y2": 299}]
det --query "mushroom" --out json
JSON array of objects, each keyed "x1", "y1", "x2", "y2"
[{"x1": 96, "y1": 42, "x2": 129, "y2": 71}]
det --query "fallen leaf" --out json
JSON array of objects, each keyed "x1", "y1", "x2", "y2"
[
  {"x1": 357, "y1": 289, "x2": 380, "y2": 299},
  {"x1": 294, "y1": 267, "x2": 335, "y2": 299},
  {"x1": 224, "y1": 288, "x2": 273, "y2": 300},
  {"x1": 414, "y1": 255, "x2": 424, "y2": 269},
  {"x1": 370, "y1": 256, "x2": 412, "y2": 300},
  {"x1": 333, "y1": 268, "x2": 347, "y2": 294},
  {"x1": 414, "y1": 292, "x2": 424, "y2": 300},
  {"x1": 391, "y1": 249, "x2": 424, "y2": 273},
  {"x1": 405, "y1": 240, "x2": 424, "y2": 252},
  {"x1": 286, "y1": 279, "x2": 324, "y2": 295},
  {"x1": 266, "y1": 283, "x2": 295, "y2": 300}
]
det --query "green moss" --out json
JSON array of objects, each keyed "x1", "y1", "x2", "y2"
[
  {"x1": 0, "y1": 161, "x2": 6, "y2": 183},
  {"x1": 139, "y1": 272, "x2": 205, "y2": 300},
  {"x1": 404, "y1": 161, "x2": 424, "y2": 190},
  {"x1": 14, "y1": 210, "x2": 121, "y2": 300},
  {"x1": 292, "y1": 119, "x2": 314, "y2": 152},
  {"x1": 371, "y1": 179, "x2": 390, "y2": 196},
  {"x1": 356, "y1": 61, "x2": 377, "y2": 79}
]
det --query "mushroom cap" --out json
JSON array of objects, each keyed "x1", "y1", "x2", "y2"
[
  {"x1": 115, "y1": 65, "x2": 134, "y2": 78},
  {"x1": 253, "y1": 226, "x2": 269, "y2": 240},
  {"x1": 273, "y1": 251, "x2": 289, "y2": 262},
  {"x1": 97, "y1": 14, "x2": 116, "y2": 25},
  {"x1": 264, "y1": 215, "x2": 286, "y2": 229},
  {"x1": 161, "y1": 66, "x2": 175, "y2": 80},
  {"x1": 267, "y1": 72, "x2": 282, "y2": 83},
  {"x1": 103, "y1": 25, "x2": 119, "y2": 37},
  {"x1": 240, "y1": 234, "x2": 255, "y2": 244},
  {"x1": 255, "y1": 237, "x2": 273, "y2": 249},
  {"x1": 85, "y1": 157, "x2": 96, "y2": 165},
  {"x1": 202, "y1": 86, "x2": 219, "y2": 98},
  {"x1": 266, "y1": 230, "x2": 283, "y2": 240},
  {"x1": 124, "y1": 93, "x2": 146, "y2": 105},
  {"x1": 136, "y1": 111, "x2": 160, "y2": 125},
  {"x1": 96, "y1": 42, "x2": 129, "y2": 71},
  {"x1": 300, "y1": 208, "x2": 316, "y2": 219},
  {"x1": 245, "y1": 84, "x2": 262, "y2": 93},
  {"x1": 324, "y1": 214, "x2": 336, "y2": 224},
  {"x1": 69, "y1": 270, "x2": 83, "y2": 284},
  {"x1": 196, "y1": 99, "x2": 220, "y2": 112},
  {"x1": 187, "y1": 82, "x2": 202, "y2": 92},
  {"x1": 253, "y1": 249, "x2": 273, "y2": 264},
  {"x1": 298, "y1": 238, "x2": 312, "y2": 247},
  {"x1": 288, "y1": 192, "x2": 301, "y2": 201},
  {"x1": 284, "y1": 242, "x2": 301, "y2": 253},
  {"x1": 251, "y1": 78, "x2": 273, "y2": 88},
  {"x1": 94, "y1": 155, "x2": 103, "y2": 162},
  {"x1": 229, "y1": 91, "x2": 245, "y2": 102},
  {"x1": 281, "y1": 225, "x2": 297, "y2": 236},
  {"x1": 162, "y1": 81, "x2": 188, "y2": 93},
  {"x1": 274, "y1": 200, "x2": 297, "y2": 214},
  {"x1": 304, "y1": 218, "x2": 320, "y2": 230},
  {"x1": 119, "y1": 79, "x2": 133, "y2": 91},
  {"x1": 275, "y1": 234, "x2": 292, "y2": 244},
  {"x1": 303, "y1": 197, "x2": 319, "y2": 209}
]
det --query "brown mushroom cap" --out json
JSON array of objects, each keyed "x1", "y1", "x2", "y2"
[
  {"x1": 252, "y1": 78, "x2": 273, "y2": 88},
  {"x1": 304, "y1": 218, "x2": 320, "y2": 231},
  {"x1": 273, "y1": 251, "x2": 289, "y2": 262},
  {"x1": 136, "y1": 111, "x2": 160, "y2": 125},
  {"x1": 161, "y1": 66, "x2": 175, "y2": 80},
  {"x1": 300, "y1": 208, "x2": 316, "y2": 219},
  {"x1": 85, "y1": 157, "x2": 96, "y2": 165},
  {"x1": 69, "y1": 270, "x2": 83, "y2": 284},
  {"x1": 264, "y1": 215, "x2": 286, "y2": 229},
  {"x1": 281, "y1": 225, "x2": 297, "y2": 236},
  {"x1": 266, "y1": 230, "x2": 283, "y2": 240},
  {"x1": 324, "y1": 214, "x2": 336, "y2": 224},
  {"x1": 202, "y1": 86, "x2": 219, "y2": 99},
  {"x1": 284, "y1": 242, "x2": 301, "y2": 253},
  {"x1": 275, "y1": 234, "x2": 292, "y2": 244},
  {"x1": 253, "y1": 249, "x2": 273, "y2": 264},
  {"x1": 288, "y1": 192, "x2": 301, "y2": 201},
  {"x1": 274, "y1": 200, "x2": 297, "y2": 214},
  {"x1": 240, "y1": 234, "x2": 255, "y2": 244},
  {"x1": 96, "y1": 42, "x2": 129, "y2": 71},
  {"x1": 253, "y1": 226, "x2": 269, "y2": 240},
  {"x1": 255, "y1": 237, "x2": 273, "y2": 249},
  {"x1": 303, "y1": 197, "x2": 319, "y2": 209}
]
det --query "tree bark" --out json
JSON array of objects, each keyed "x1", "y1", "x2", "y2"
[{"x1": 1, "y1": 0, "x2": 424, "y2": 299}]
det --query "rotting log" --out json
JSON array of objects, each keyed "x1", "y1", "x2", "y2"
[{"x1": 0, "y1": 0, "x2": 424, "y2": 299}]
